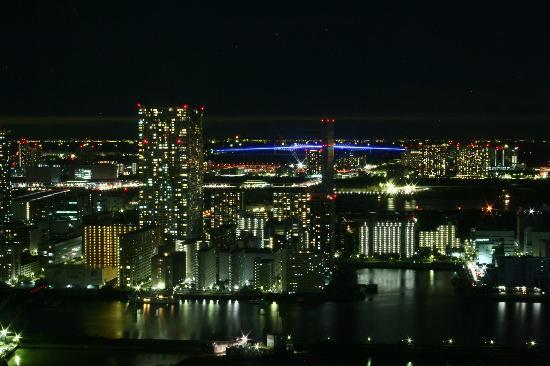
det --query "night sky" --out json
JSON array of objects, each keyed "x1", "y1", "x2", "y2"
[{"x1": 2, "y1": 2, "x2": 550, "y2": 138}]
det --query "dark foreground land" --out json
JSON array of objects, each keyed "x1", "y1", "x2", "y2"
[{"x1": 13, "y1": 337, "x2": 550, "y2": 366}]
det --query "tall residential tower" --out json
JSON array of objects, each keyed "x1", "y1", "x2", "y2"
[
  {"x1": 0, "y1": 130, "x2": 10, "y2": 225},
  {"x1": 137, "y1": 105, "x2": 204, "y2": 249}
]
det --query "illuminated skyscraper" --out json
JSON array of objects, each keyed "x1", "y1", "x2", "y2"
[
  {"x1": 208, "y1": 191, "x2": 243, "y2": 229},
  {"x1": 137, "y1": 105, "x2": 204, "y2": 248},
  {"x1": 0, "y1": 129, "x2": 10, "y2": 225},
  {"x1": 308, "y1": 118, "x2": 336, "y2": 253},
  {"x1": 0, "y1": 130, "x2": 18, "y2": 282},
  {"x1": 272, "y1": 191, "x2": 310, "y2": 228},
  {"x1": 84, "y1": 222, "x2": 137, "y2": 269},
  {"x1": 304, "y1": 149, "x2": 322, "y2": 175},
  {"x1": 17, "y1": 139, "x2": 43, "y2": 170},
  {"x1": 359, "y1": 222, "x2": 369, "y2": 256},
  {"x1": 119, "y1": 225, "x2": 164, "y2": 288}
]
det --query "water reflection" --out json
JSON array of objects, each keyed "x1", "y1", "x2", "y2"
[{"x1": 2, "y1": 269, "x2": 548, "y2": 347}]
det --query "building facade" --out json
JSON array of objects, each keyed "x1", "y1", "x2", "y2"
[
  {"x1": 419, "y1": 222, "x2": 461, "y2": 255},
  {"x1": 0, "y1": 130, "x2": 11, "y2": 225},
  {"x1": 456, "y1": 144, "x2": 489, "y2": 178},
  {"x1": 402, "y1": 143, "x2": 448, "y2": 178},
  {"x1": 360, "y1": 217, "x2": 417, "y2": 258},
  {"x1": 137, "y1": 105, "x2": 204, "y2": 248},
  {"x1": 84, "y1": 223, "x2": 137, "y2": 269},
  {"x1": 119, "y1": 225, "x2": 164, "y2": 288},
  {"x1": 279, "y1": 249, "x2": 326, "y2": 294}
]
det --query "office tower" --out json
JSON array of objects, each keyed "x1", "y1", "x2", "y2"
[
  {"x1": 456, "y1": 144, "x2": 489, "y2": 178},
  {"x1": 119, "y1": 225, "x2": 164, "y2": 288},
  {"x1": 279, "y1": 249, "x2": 326, "y2": 294},
  {"x1": 366, "y1": 218, "x2": 417, "y2": 258},
  {"x1": 83, "y1": 216, "x2": 137, "y2": 269},
  {"x1": 402, "y1": 143, "x2": 448, "y2": 177},
  {"x1": 208, "y1": 191, "x2": 243, "y2": 229},
  {"x1": 304, "y1": 149, "x2": 322, "y2": 175},
  {"x1": 137, "y1": 105, "x2": 204, "y2": 248},
  {"x1": 0, "y1": 129, "x2": 10, "y2": 225},
  {"x1": 419, "y1": 222, "x2": 461, "y2": 255}
]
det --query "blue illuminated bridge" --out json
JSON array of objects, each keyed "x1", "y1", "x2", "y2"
[{"x1": 213, "y1": 144, "x2": 406, "y2": 153}]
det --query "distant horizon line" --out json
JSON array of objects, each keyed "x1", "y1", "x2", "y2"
[{"x1": 3, "y1": 113, "x2": 550, "y2": 125}]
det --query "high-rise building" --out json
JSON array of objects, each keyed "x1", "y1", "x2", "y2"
[
  {"x1": 0, "y1": 228, "x2": 20, "y2": 282},
  {"x1": 309, "y1": 193, "x2": 336, "y2": 252},
  {"x1": 119, "y1": 225, "x2": 164, "y2": 288},
  {"x1": 272, "y1": 191, "x2": 310, "y2": 228},
  {"x1": 231, "y1": 248, "x2": 272, "y2": 288},
  {"x1": 359, "y1": 222, "x2": 369, "y2": 256},
  {"x1": 137, "y1": 105, "x2": 204, "y2": 248},
  {"x1": 402, "y1": 143, "x2": 448, "y2": 178},
  {"x1": 253, "y1": 258, "x2": 274, "y2": 290},
  {"x1": 208, "y1": 191, "x2": 243, "y2": 230},
  {"x1": 419, "y1": 222, "x2": 461, "y2": 255},
  {"x1": 0, "y1": 129, "x2": 11, "y2": 225},
  {"x1": 456, "y1": 144, "x2": 489, "y2": 178},
  {"x1": 197, "y1": 246, "x2": 231, "y2": 290},
  {"x1": 279, "y1": 249, "x2": 326, "y2": 294},
  {"x1": 236, "y1": 214, "x2": 266, "y2": 247},
  {"x1": 151, "y1": 248, "x2": 186, "y2": 290},
  {"x1": 304, "y1": 149, "x2": 322, "y2": 175},
  {"x1": 308, "y1": 118, "x2": 336, "y2": 254},
  {"x1": 17, "y1": 139, "x2": 43, "y2": 170},
  {"x1": 0, "y1": 129, "x2": 17, "y2": 282},
  {"x1": 83, "y1": 216, "x2": 138, "y2": 269}
]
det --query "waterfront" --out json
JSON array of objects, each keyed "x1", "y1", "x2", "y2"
[
  {"x1": 6, "y1": 349, "x2": 191, "y2": 366},
  {"x1": 2, "y1": 269, "x2": 549, "y2": 348}
]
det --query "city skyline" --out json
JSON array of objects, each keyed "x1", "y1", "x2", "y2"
[{"x1": 4, "y1": 3, "x2": 550, "y2": 365}]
